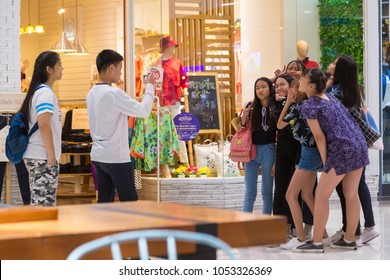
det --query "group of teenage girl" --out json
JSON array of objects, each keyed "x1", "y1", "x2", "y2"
[{"x1": 238, "y1": 56, "x2": 380, "y2": 253}]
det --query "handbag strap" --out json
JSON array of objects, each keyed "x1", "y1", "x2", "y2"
[
  {"x1": 225, "y1": 134, "x2": 234, "y2": 141},
  {"x1": 238, "y1": 102, "x2": 253, "y2": 129},
  {"x1": 239, "y1": 102, "x2": 252, "y2": 117}
]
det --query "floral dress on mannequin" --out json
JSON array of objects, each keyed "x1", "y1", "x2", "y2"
[{"x1": 131, "y1": 107, "x2": 180, "y2": 171}]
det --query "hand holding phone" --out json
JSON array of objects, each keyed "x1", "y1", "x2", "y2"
[{"x1": 143, "y1": 73, "x2": 155, "y2": 85}]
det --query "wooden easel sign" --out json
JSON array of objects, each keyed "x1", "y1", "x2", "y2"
[
  {"x1": 185, "y1": 72, "x2": 222, "y2": 134},
  {"x1": 184, "y1": 72, "x2": 223, "y2": 166}
]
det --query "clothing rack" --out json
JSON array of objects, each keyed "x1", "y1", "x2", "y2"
[{"x1": 0, "y1": 111, "x2": 13, "y2": 203}]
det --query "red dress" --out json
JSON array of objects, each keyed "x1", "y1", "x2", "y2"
[{"x1": 300, "y1": 57, "x2": 320, "y2": 69}]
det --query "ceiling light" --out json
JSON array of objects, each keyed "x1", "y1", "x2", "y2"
[
  {"x1": 52, "y1": 0, "x2": 76, "y2": 53},
  {"x1": 25, "y1": 0, "x2": 34, "y2": 34},
  {"x1": 34, "y1": 0, "x2": 45, "y2": 33},
  {"x1": 26, "y1": 24, "x2": 34, "y2": 34},
  {"x1": 66, "y1": 0, "x2": 89, "y2": 56},
  {"x1": 34, "y1": 24, "x2": 45, "y2": 33}
]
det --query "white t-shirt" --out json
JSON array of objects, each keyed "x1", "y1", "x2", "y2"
[
  {"x1": 86, "y1": 83, "x2": 155, "y2": 163},
  {"x1": 24, "y1": 84, "x2": 62, "y2": 161}
]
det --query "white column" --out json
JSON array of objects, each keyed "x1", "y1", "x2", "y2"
[
  {"x1": 0, "y1": 0, "x2": 21, "y2": 93},
  {"x1": 240, "y1": 0, "x2": 284, "y2": 105},
  {"x1": 364, "y1": 0, "x2": 380, "y2": 176},
  {"x1": 125, "y1": 0, "x2": 135, "y2": 97}
]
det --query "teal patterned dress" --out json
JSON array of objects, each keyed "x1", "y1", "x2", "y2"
[{"x1": 131, "y1": 108, "x2": 180, "y2": 171}]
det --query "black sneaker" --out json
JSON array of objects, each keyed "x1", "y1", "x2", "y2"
[
  {"x1": 292, "y1": 240, "x2": 324, "y2": 253},
  {"x1": 330, "y1": 238, "x2": 357, "y2": 250}
]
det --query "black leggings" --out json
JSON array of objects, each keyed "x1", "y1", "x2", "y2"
[
  {"x1": 336, "y1": 167, "x2": 375, "y2": 236},
  {"x1": 0, "y1": 161, "x2": 31, "y2": 205},
  {"x1": 273, "y1": 138, "x2": 314, "y2": 226}
]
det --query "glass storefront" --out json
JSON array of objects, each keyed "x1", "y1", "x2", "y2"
[
  {"x1": 381, "y1": 0, "x2": 390, "y2": 199},
  {"x1": 17, "y1": 1, "x2": 322, "y2": 203},
  {"x1": 15, "y1": 0, "x2": 385, "y2": 202}
]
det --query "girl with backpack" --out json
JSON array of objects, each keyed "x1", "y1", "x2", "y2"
[
  {"x1": 20, "y1": 51, "x2": 63, "y2": 206},
  {"x1": 239, "y1": 77, "x2": 277, "y2": 214}
]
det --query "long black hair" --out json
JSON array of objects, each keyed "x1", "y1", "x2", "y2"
[
  {"x1": 19, "y1": 51, "x2": 60, "y2": 129},
  {"x1": 274, "y1": 74, "x2": 294, "y2": 116},
  {"x1": 251, "y1": 77, "x2": 276, "y2": 132},
  {"x1": 286, "y1": 59, "x2": 306, "y2": 75},
  {"x1": 333, "y1": 55, "x2": 363, "y2": 108}
]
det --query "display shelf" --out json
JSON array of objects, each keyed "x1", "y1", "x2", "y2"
[{"x1": 59, "y1": 150, "x2": 93, "y2": 195}]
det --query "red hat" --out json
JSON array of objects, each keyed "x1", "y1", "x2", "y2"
[{"x1": 160, "y1": 36, "x2": 179, "y2": 53}]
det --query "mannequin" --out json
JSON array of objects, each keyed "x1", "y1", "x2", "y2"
[
  {"x1": 296, "y1": 40, "x2": 319, "y2": 69},
  {"x1": 21, "y1": 59, "x2": 30, "y2": 92},
  {"x1": 155, "y1": 36, "x2": 189, "y2": 177}
]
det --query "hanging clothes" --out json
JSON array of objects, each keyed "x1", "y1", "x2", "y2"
[
  {"x1": 131, "y1": 107, "x2": 179, "y2": 171},
  {"x1": 152, "y1": 58, "x2": 188, "y2": 106},
  {"x1": 128, "y1": 116, "x2": 136, "y2": 163},
  {"x1": 135, "y1": 55, "x2": 143, "y2": 97}
]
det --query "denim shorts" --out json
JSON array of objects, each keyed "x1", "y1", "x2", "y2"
[{"x1": 297, "y1": 145, "x2": 323, "y2": 172}]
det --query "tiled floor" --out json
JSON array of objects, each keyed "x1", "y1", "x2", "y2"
[{"x1": 219, "y1": 200, "x2": 390, "y2": 260}]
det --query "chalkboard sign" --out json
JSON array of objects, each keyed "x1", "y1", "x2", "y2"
[{"x1": 185, "y1": 72, "x2": 222, "y2": 133}]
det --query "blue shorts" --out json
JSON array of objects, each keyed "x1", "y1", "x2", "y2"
[{"x1": 297, "y1": 145, "x2": 323, "y2": 172}]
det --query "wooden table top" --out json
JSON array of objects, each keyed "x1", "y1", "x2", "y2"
[{"x1": 0, "y1": 201, "x2": 287, "y2": 259}]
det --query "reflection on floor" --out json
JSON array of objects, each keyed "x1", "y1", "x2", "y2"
[{"x1": 218, "y1": 200, "x2": 390, "y2": 260}]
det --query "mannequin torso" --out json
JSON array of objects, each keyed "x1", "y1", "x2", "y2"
[
  {"x1": 296, "y1": 40, "x2": 319, "y2": 69},
  {"x1": 155, "y1": 46, "x2": 188, "y2": 106}
]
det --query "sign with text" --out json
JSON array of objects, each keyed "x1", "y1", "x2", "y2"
[
  {"x1": 186, "y1": 72, "x2": 222, "y2": 133},
  {"x1": 71, "y1": 109, "x2": 90, "y2": 130},
  {"x1": 0, "y1": 93, "x2": 25, "y2": 112},
  {"x1": 173, "y1": 112, "x2": 200, "y2": 141},
  {"x1": 148, "y1": 67, "x2": 163, "y2": 91}
]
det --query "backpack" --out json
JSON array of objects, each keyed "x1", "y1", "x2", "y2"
[
  {"x1": 5, "y1": 85, "x2": 47, "y2": 164},
  {"x1": 5, "y1": 113, "x2": 39, "y2": 164},
  {"x1": 229, "y1": 103, "x2": 256, "y2": 170}
]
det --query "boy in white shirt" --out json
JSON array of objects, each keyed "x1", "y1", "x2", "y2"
[{"x1": 87, "y1": 49, "x2": 155, "y2": 203}]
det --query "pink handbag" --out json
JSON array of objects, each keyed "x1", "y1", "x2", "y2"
[{"x1": 229, "y1": 103, "x2": 256, "y2": 170}]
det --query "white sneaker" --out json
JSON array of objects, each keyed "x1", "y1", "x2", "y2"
[
  {"x1": 304, "y1": 224, "x2": 313, "y2": 240},
  {"x1": 288, "y1": 225, "x2": 297, "y2": 240},
  {"x1": 356, "y1": 237, "x2": 363, "y2": 247},
  {"x1": 280, "y1": 237, "x2": 306, "y2": 250},
  {"x1": 322, "y1": 237, "x2": 331, "y2": 246},
  {"x1": 331, "y1": 228, "x2": 345, "y2": 243},
  {"x1": 361, "y1": 227, "x2": 380, "y2": 244}
]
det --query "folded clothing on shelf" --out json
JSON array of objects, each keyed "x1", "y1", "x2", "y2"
[
  {"x1": 59, "y1": 163, "x2": 91, "y2": 174},
  {"x1": 62, "y1": 143, "x2": 92, "y2": 153}
]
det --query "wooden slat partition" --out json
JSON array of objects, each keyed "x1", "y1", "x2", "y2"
[{"x1": 170, "y1": 0, "x2": 235, "y2": 140}]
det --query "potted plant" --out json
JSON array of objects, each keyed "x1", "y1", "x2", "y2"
[
  {"x1": 187, "y1": 166, "x2": 198, "y2": 178},
  {"x1": 172, "y1": 165, "x2": 188, "y2": 178},
  {"x1": 197, "y1": 167, "x2": 210, "y2": 178}
]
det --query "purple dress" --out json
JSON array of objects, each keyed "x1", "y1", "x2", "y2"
[{"x1": 300, "y1": 93, "x2": 369, "y2": 175}]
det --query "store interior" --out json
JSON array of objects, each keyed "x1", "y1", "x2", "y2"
[{"x1": 10, "y1": 0, "x2": 384, "y2": 205}]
